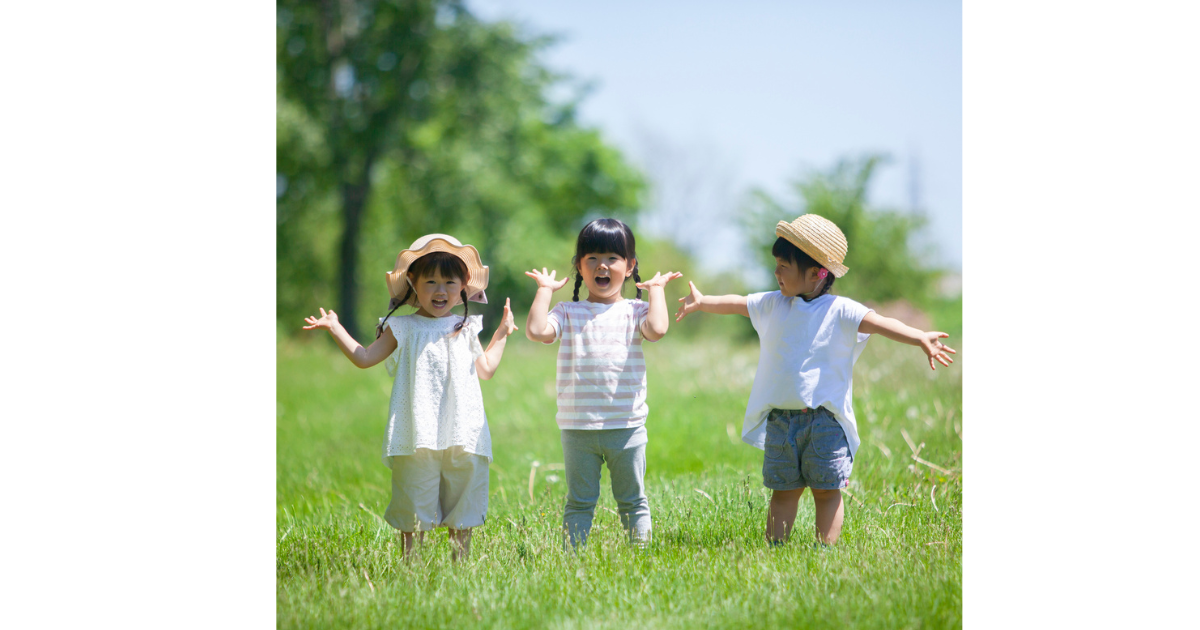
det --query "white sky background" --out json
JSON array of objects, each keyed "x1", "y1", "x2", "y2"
[{"x1": 469, "y1": 0, "x2": 963, "y2": 278}]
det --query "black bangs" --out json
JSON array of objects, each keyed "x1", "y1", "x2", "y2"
[
  {"x1": 408, "y1": 251, "x2": 468, "y2": 282},
  {"x1": 771, "y1": 236, "x2": 818, "y2": 269},
  {"x1": 575, "y1": 218, "x2": 636, "y2": 261}
]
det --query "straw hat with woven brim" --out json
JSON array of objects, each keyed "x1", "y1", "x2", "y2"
[
  {"x1": 775, "y1": 214, "x2": 850, "y2": 278},
  {"x1": 385, "y1": 234, "x2": 489, "y2": 307}
]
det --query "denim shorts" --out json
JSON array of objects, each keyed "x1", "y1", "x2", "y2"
[{"x1": 762, "y1": 407, "x2": 853, "y2": 491}]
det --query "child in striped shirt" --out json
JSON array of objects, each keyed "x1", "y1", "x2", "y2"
[{"x1": 525, "y1": 218, "x2": 682, "y2": 548}]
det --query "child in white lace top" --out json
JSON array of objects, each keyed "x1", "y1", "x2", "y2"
[{"x1": 303, "y1": 234, "x2": 517, "y2": 560}]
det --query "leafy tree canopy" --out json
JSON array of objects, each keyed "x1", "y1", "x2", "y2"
[{"x1": 277, "y1": 0, "x2": 645, "y2": 336}]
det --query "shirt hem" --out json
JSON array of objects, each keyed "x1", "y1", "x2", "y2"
[
  {"x1": 383, "y1": 444, "x2": 494, "y2": 465},
  {"x1": 555, "y1": 418, "x2": 647, "y2": 431}
]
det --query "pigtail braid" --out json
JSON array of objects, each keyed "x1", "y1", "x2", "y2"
[
  {"x1": 632, "y1": 267, "x2": 642, "y2": 300},
  {"x1": 454, "y1": 288, "x2": 469, "y2": 332},
  {"x1": 376, "y1": 297, "x2": 405, "y2": 338},
  {"x1": 572, "y1": 273, "x2": 583, "y2": 302}
]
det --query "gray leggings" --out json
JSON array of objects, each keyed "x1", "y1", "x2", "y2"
[{"x1": 560, "y1": 426, "x2": 652, "y2": 547}]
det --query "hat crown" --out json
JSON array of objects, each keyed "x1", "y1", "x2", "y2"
[
  {"x1": 775, "y1": 213, "x2": 850, "y2": 278},
  {"x1": 409, "y1": 233, "x2": 463, "y2": 250},
  {"x1": 795, "y1": 214, "x2": 846, "y2": 260}
]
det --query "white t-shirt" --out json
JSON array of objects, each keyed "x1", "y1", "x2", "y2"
[
  {"x1": 744, "y1": 292, "x2": 873, "y2": 457},
  {"x1": 380, "y1": 314, "x2": 491, "y2": 465},
  {"x1": 546, "y1": 299, "x2": 655, "y2": 430}
]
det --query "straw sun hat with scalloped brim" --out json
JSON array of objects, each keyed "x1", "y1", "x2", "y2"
[
  {"x1": 775, "y1": 214, "x2": 850, "y2": 278},
  {"x1": 385, "y1": 234, "x2": 489, "y2": 307}
]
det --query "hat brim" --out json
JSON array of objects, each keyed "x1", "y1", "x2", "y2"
[{"x1": 385, "y1": 238, "x2": 490, "y2": 306}]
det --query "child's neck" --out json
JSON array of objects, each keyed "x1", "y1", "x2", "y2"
[{"x1": 414, "y1": 308, "x2": 456, "y2": 318}]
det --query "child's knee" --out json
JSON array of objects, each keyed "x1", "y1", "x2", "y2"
[
  {"x1": 564, "y1": 496, "x2": 598, "y2": 511},
  {"x1": 810, "y1": 488, "x2": 841, "y2": 501},
  {"x1": 770, "y1": 488, "x2": 805, "y2": 503},
  {"x1": 614, "y1": 494, "x2": 648, "y2": 512}
]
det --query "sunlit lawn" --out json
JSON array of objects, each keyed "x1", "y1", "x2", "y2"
[{"x1": 277, "y1": 320, "x2": 962, "y2": 629}]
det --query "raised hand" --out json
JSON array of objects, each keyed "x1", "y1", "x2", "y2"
[
  {"x1": 497, "y1": 297, "x2": 519, "y2": 337},
  {"x1": 524, "y1": 268, "x2": 571, "y2": 291},
  {"x1": 303, "y1": 307, "x2": 339, "y2": 331},
  {"x1": 635, "y1": 271, "x2": 683, "y2": 291},
  {"x1": 920, "y1": 332, "x2": 957, "y2": 371},
  {"x1": 674, "y1": 281, "x2": 705, "y2": 322}
]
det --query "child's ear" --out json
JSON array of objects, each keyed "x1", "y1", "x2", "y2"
[{"x1": 626, "y1": 258, "x2": 636, "y2": 277}]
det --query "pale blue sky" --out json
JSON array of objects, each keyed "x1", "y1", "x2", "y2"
[{"x1": 469, "y1": 0, "x2": 962, "y2": 275}]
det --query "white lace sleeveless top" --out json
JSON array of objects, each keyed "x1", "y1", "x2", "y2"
[{"x1": 380, "y1": 313, "x2": 492, "y2": 465}]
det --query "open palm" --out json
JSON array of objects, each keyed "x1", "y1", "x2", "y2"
[
  {"x1": 524, "y1": 268, "x2": 571, "y2": 291},
  {"x1": 303, "y1": 307, "x2": 339, "y2": 331},
  {"x1": 635, "y1": 271, "x2": 683, "y2": 290},
  {"x1": 675, "y1": 281, "x2": 704, "y2": 322},
  {"x1": 498, "y1": 298, "x2": 519, "y2": 336},
  {"x1": 921, "y1": 332, "x2": 957, "y2": 371}
]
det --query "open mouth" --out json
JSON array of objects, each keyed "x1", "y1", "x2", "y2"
[
  {"x1": 431, "y1": 298, "x2": 448, "y2": 309},
  {"x1": 595, "y1": 277, "x2": 611, "y2": 289}
]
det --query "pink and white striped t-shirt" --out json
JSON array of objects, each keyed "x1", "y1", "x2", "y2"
[{"x1": 546, "y1": 299, "x2": 656, "y2": 430}]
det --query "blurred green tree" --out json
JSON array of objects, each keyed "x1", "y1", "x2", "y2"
[
  {"x1": 277, "y1": 0, "x2": 645, "y2": 337},
  {"x1": 741, "y1": 154, "x2": 941, "y2": 307}
]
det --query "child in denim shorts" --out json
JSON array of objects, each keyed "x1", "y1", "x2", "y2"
[{"x1": 675, "y1": 214, "x2": 956, "y2": 545}]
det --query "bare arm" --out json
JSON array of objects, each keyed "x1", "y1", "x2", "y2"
[
  {"x1": 858, "y1": 311, "x2": 957, "y2": 371},
  {"x1": 636, "y1": 271, "x2": 683, "y2": 341},
  {"x1": 674, "y1": 281, "x2": 749, "y2": 321},
  {"x1": 524, "y1": 268, "x2": 569, "y2": 344},
  {"x1": 475, "y1": 298, "x2": 519, "y2": 380},
  {"x1": 302, "y1": 307, "x2": 398, "y2": 369}
]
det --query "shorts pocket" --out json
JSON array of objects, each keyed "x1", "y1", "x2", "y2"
[
  {"x1": 764, "y1": 413, "x2": 788, "y2": 460},
  {"x1": 808, "y1": 411, "x2": 850, "y2": 461},
  {"x1": 762, "y1": 414, "x2": 800, "y2": 488}
]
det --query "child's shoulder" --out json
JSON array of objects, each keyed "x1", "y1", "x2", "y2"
[
  {"x1": 750, "y1": 292, "x2": 866, "y2": 318},
  {"x1": 826, "y1": 294, "x2": 868, "y2": 313},
  {"x1": 746, "y1": 290, "x2": 785, "y2": 312},
  {"x1": 387, "y1": 313, "x2": 477, "y2": 330},
  {"x1": 551, "y1": 299, "x2": 645, "y2": 321}
]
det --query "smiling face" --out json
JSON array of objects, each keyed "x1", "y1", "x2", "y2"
[
  {"x1": 578, "y1": 251, "x2": 634, "y2": 304},
  {"x1": 408, "y1": 268, "x2": 466, "y2": 317}
]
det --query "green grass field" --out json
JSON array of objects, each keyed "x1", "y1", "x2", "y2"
[{"x1": 278, "y1": 314, "x2": 962, "y2": 629}]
